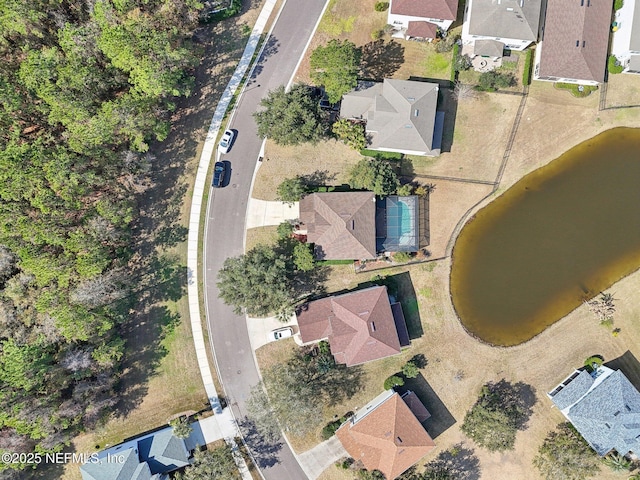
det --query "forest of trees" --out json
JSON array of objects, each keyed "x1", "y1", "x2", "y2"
[{"x1": 0, "y1": 0, "x2": 203, "y2": 473}]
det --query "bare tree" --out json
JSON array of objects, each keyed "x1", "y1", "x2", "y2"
[
  {"x1": 453, "y1": 81, "x2": 477, "y2": 100},
  {"x1": 70, "y1": 269, "x2": 129, "y2": 308}
]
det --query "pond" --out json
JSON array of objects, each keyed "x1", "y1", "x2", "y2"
[{"x1": 450, "y1": 128, "x2": 640, "y2": 346}]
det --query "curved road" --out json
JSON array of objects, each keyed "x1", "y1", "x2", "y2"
[{"x1": 203, "y1": 1, "x2": 326, "y2": 478}]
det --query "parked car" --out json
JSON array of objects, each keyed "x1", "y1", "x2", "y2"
[
  {"x1": 218, "y1": 129, "x2": 235, "y2": 154},
  {"x1": 270, "y1": 327, "x2": 294, "y2": 341},
  {"x1": 212, "y1": 161, "x2": 226, "y2": 188}
]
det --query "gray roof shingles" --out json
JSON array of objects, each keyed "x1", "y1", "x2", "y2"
[
  {"x1": 468, "y1": 0, "x2": 543, "y2": 41},
  {"x1": 340, "y1": 79, "x2": 441, "y2": 156},
  {"x1": 549, "y1": 370, "x2": 594, "y2": 410},
  {"x1": 551, "y1": 369, "x2": 640, "y2": 456}
]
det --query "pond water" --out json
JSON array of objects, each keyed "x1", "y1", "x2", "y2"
[{"x1": 450, "y1": 128, "x2": 640, "y2": 346}]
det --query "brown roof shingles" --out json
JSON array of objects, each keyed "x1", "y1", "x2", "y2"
[
  {"x1": 299, "y1": 192, "x2": 376, "y2": 260},
  {"x1": 537, "y1": 0, "x2": 613, "y2": 83},
  {"x1": 296, "y1": 286, "x2": 403, "y2": 366},
  {"x1": 391, "y1": 0, "x2": 458, "y2": 21},
  {"x1": 406, "y1": 21, "x2": 438, "y2": 39},
  {"x1": 336, "y1": 392, "x2": 435, "y2": 479}
]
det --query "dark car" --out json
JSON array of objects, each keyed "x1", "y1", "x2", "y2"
[{"x1": 212, "y1": 162, "x2": 226, "y2": 188}]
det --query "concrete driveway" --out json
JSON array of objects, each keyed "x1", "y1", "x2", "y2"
[
  {"x1": 245, "y1": 198, "x2": 299, "y2": 229},
  {"x1": 247, "y1": 312, "x2": 298, "y2": 351},
  {"x1": 298, "y1": 436, "x2": 348, "y2": 480}
]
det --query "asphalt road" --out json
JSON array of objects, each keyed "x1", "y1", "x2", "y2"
[{"x1": 203, "y1": 2, "x2": 326, "y2": 479}]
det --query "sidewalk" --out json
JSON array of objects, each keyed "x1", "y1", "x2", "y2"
[
  {"x1": 245, "y1": 198, "x2": 300, "y2": 229},
  {"x1": 185, "y1": 0, "x2": 280, "y2": 478}
]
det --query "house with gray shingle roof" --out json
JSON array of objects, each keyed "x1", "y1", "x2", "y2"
[
  {"x1": 340, "y1": 79, "x2": 444, "y2": 157},
  {"x1": 462, "y1": 0, "x2": 545, "y2": 51},
  {"x1": 533, "y1": 0, "x2": 613, "y2": 85},
  {"x1": 80, "y1": 426, "x2": 191, "y2": 480},
  {"x1": 548, "y1": 365, "x2": 640, "y2": 456}
]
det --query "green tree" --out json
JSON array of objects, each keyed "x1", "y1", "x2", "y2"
[
  {"x1": 277, "y1": 176, "x2": 307, "y2": 204},
  {"x1": 357, "y1": 469, "x2": 386, "y2": 480},
  {"x1": 293, "y1": 242, "x2": 315, "y2": 272},
  {"x1": 402, "y1": 361, "x2": 419, "y2": 379},
  {"x1": 217, "y1": 245, "x2": 292, "y2": 316},
  {"x1": 277, "y1": 221, "x2": 294, "y2": 239},
  {"x1": 332, "y1": 119, "x2": 366, "y2": 150},
  {"x1": 533, "y1": 423, "x2": 599, "y2": 480},
  {"x1": 175, "y1": 445, "x2": 241, "y2": 480},
  {"x1": 254, "y1": 84, "x2": 327, "y2": 145},
  {"x1": 0, "y1": 339, "x2": 52, "y2": 392},
  {"x1": 310, "y1": 40, "x2": 361, "y2": 103},
  {"x1": 349, "y1": 157, "x2": 399, "y2": 195},
  {"x1": 461, "y1": 380, "x2": 534, "y2": 452},
  {"x1": 170, "y1": 417, "x2": 193, "y2": 440}
]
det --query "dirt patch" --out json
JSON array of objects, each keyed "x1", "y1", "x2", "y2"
[{"x1": 601, "y1": 72, "x2": 640, "y2": 108}]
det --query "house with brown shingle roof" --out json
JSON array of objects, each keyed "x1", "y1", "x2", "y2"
[
  {"x1": 299, "y1": 192, "x2": 376, "y2": 260},
  {"x1": 336, "y1": 389, "x2": 435, "y2": 479},
  {"x1": 296, "y1": 285, "x2": 410, "y2": 366},
  {"x1": 388, "y1": 0, "x2": 459, "y2": 39},
  {"x1": 534, "y1": 0, "x2": 614, "y2": 85}
]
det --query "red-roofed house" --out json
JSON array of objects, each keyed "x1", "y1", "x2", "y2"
[
  {"x1": 336, "y1": 389, "x2": 435, "y2": 479},
  {"x1": 388, "y1": 0, "x2": 459, "y2": 39},
  {"x1": 296, "y1": 286, "x2": 410, "y2": 366}
]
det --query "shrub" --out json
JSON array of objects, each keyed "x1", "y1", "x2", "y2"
[
  {"x1": 374, "y1": 1, "x2": 389, "y2": 11},
  {"x1": 615, "y1": 0, "x2": 624, "y2": 10},
  {"x1": 371, "y1": 29, "x2": 384, "y2": 40},
  {"x1": 435, "y1": 34, "x2": 457, "y2": 53},
  {"x1": 583, "y1": 355, "x2": 603, "y2": 372},
  {"x1": 602, "y1": 453, "x2": 632, "y2": 471},
  {"x1": 454, "y1": 53, "x2": 472, "y2": 72},
  {"x1": 336, "y1": 457, "x2": 354, "y2": 469},
  {"x1": 523, "y1": 48, "x2": 533, "y2": 85},
  {"x1": 384, "y1": 375, "x2": 405, "y2": 390},
  {"x1": 402, "y1": 361, "x2": 420, "y2": 378},
  {"x1": 293, "y1": 243, "x2": 315, "y2": 272},
  {"x1": 477, "y1": 71, "x2": 515, "y2": 91},
  {"x1": 392, "y1": 252, "x2": 412, "y2": 263},
  {"x1": 322, "y1": 418, "x2": 344, "y2": 439},
  {"x1": 608, "y1": 55, "x2": 624, "y2": 74},
  {"x1": 332, "y1": 119, "x2": 367, "y2": 150},
  {"x1": 451, "y1": 43, "x2": 460, "y2": 82},
  {"x1": 397, "y1": 184, "x2": 413, "y2": 196}
]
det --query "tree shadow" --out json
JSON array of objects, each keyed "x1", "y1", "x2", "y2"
[
  {"x1": 424, "y1": 443, "x2": 481, "y2": 480},
  {"x1": 300, "y1": 170, "x2": 336, "y2": 187},
  {"x1": 247, "y1": 35, "x2": 281, "y2": 85},
  {"x1": 488, "y1": 379, "x2": 537, "y2": 430},
  {"x1": 397, "y1": 373, "x2": 456, "y2": 439},
  {"x1": 112, "y1": 306, "x2": 180, "y2": 418},
  {"x1": 360, "y1": 40, "x2": 405, "y2": 81},
  {"x1": 238, "y1": 418, "x2": 283, "y2": 469}
]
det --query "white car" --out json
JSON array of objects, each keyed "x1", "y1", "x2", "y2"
[
  {"x1": 218, "y1": 129, "x2": 235, "y2": 154},
  {"x1": 270, "y1": 327, "x2": 294, "y2": 341}
]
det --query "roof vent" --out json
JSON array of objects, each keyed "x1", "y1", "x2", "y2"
[
  {"x1": 351, "y1": 220, "x2": 355, "y2": 229},
  {"x1": 397, "y1": 436, "x2": 403, "y2": 443},
  {"x1": 407, "y1": 97, "x2": 415, "y2": 101},
  {"x1": 506, "y1": 6, "x2": 514, "y2": 10},
  {"x1": 614, "y1": 411, "x2": 621, "y2": 417},
  {"x1": 414, "y1": 109, "x2": 419, "y2": 117},
  {"x1": 370, "y1": 321, "x2": 376, "y2": 331}
]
